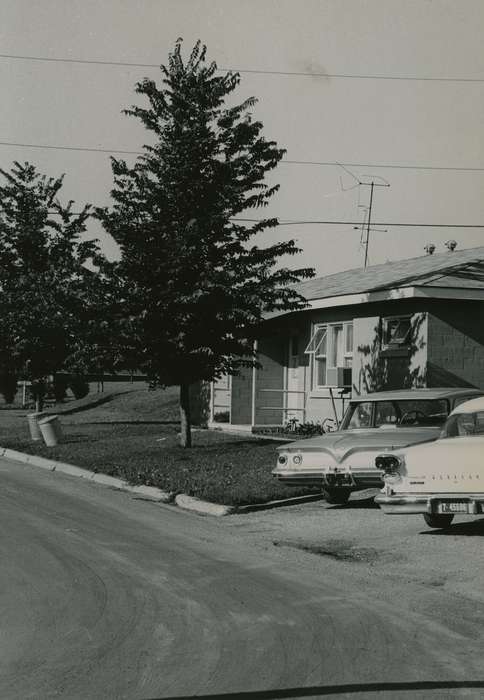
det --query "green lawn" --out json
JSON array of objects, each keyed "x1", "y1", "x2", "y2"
[{"x1": 0, "y1": 384, "x2": 316, "y2": 506}]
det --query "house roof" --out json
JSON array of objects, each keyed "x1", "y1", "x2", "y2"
[{"x1": 294, "y1": 245, "x2": 484, "y2": 302}]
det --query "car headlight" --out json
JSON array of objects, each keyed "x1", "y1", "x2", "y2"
[
  {"x1": 292, "y1": 454, "x2": 303, "y2": 465},
  {"x1": 277, "y1": 454, "x2": 288, "y2": 466}
]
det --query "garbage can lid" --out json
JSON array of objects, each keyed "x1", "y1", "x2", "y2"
[
  {"x1": 28, "y1": 412, "x2": 45, "y2": 418},
  {"x1": 38, "y1": 415, "x2": 58, "y2": 424}
]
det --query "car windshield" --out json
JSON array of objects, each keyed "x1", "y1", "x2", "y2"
[
  {"x1": 441, "y1": 410, "x2": 484, "y2": 438},
  {"x1": 341, "y1": 399, "x2": 449, "y2": 430}
]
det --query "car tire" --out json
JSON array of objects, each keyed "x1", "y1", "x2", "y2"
[
  {"x1": 322, "y1": 488, "x2": 351, "y2": 505},
  {"x1": 423, "y1": 513, "x2": 454, "y2": 529}
]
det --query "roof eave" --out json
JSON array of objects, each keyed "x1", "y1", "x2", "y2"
[{"x1": 266, "y1": 285, "x2": 484, "y2": 321}]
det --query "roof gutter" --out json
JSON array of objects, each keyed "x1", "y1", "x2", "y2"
[{"x1": 267, "y1": 286, "x2": 484, "y2": 320}]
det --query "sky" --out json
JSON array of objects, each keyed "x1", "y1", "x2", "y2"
[{"x1": 2, "y1": 0, "x2": 484, "y2": 277}]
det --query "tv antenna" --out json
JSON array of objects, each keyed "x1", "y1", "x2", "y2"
[{"x1": 356, "y1": 176, "x2": 390, "y2": 266}]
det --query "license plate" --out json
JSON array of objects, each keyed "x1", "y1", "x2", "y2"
[{"x1": 439, "y1": 502, "x2": 469, "y2": 514}]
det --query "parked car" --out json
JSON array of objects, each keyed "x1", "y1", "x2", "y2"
[
  {"x1": 273, "y1": 388, "x2": 482, "y2": 504},
  {"x1": 375, "y1": 396, "x2": 484, "y2": 528}
]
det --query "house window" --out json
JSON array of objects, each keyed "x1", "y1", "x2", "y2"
[
  {"x1": 305, "y1": 322, "x2": 353, "y2": 389},
  {"x1": 383, "y1": 316, "x2": 411, "y2": 347}
]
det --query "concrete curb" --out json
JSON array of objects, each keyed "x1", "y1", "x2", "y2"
[
  {"x1": 236, "y1": 493, "x2": 327, "y2": 513},
  {"x1": 0, "y1": 446, "x2": 325, "y2": 516},
  {"x1": 175, "y1": 494, "x2": 236, "y2": 517},
  {"x1": 1, "y1": 447, "x2": 174, "y2": 504}
]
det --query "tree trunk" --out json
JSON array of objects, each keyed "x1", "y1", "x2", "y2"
[{"x1": 179, "y1": 383, "x2": 192, "y2": 448}]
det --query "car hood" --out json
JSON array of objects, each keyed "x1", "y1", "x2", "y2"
[{"x1": 280, "y1": 427, "x2": 440, "y2": 463}]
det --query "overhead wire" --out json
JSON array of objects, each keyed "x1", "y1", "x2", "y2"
[
  {"x1": 1, "y1": 52, "x2": 484, "y2": 83},
  {"x1": 0, "y1": 141, "x2": 483, "y2": 173}
]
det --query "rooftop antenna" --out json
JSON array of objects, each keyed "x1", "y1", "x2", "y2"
[
  {"x1": 359, "y1": 175, "x2": 390, "y2": 267},
  {"x1": 346, "y1": 172, "x2": 390, "y2": 267},
  {"x1": 335, "y1": 164, "x2": 390, "y2": 267}
]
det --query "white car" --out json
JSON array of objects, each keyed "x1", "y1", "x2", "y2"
[{"x1": 375, "y1": 396, "x2": 484, "y2": 528}]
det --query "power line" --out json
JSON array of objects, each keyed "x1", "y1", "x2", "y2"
[
  {"x1": 0, "y1": 140, "x2": 483, "y2": 173},
  {"x1": 284, "y1": 160, "x2": 484, "y2": 172},
  {"x1": 1, "y1": 209, "x2": 482, "y2": 228},
  {"x1": 0, "y1": 141, "x2": 142, "y2": 156},
  {"x1": 1, "y1": 52, "x2": 484, "y2": 83},
  {"x1": 232, "y1": 219, "x2": 484, "y2": 228}
]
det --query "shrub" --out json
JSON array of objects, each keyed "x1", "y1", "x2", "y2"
[
  {"x1": 213, "y1": 410, "x2": 230, "y2": 423},
  {"x1": 68, "y1": 374, "x2": 90, "y2": 400},
  {"x1": 30, "y1": 378, "x2": 47, "y2": 408},
  {"x1": 53, "y1": 374, "x2": 69, "y2": 402},
  {"x1": 0, "y1": 373, "x2": 18, "y2": 404}
]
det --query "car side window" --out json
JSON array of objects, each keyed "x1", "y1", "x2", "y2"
[
  {"x1": 443, "y1": 411, "x2": 484, "y2": 437},
  {"x1": 374, "y1": 401, "x2": 399, "y2": 427},
  {"x1": 346, "y1": 402, "x2": 373, "y2": 429},
  {"x1": 452, "y1": 395, "x2": 478, "y2": 410}
]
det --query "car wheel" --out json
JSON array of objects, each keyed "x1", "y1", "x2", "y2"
[
  {"x1": 423, "y1": 513, "x2": 454, "y2": 529},
  {"x1": 322, "y1": 488, "x2": 351, "y2": 505}
]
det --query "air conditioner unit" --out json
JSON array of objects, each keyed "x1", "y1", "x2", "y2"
[{"x1": 326, "y1": 367, "x2": 352, "y2": 388}]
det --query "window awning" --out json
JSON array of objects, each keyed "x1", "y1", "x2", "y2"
[{"x1": 304, "y1": 327, "x2": 327, "y2": 354}]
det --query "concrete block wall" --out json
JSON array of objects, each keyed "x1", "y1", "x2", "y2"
[
  {"x1": 427, "y1": 301, "x2": 484, "y2": 388},
  {"x1": 353, "y1": 310, "x2": 428, "y2": 393}
]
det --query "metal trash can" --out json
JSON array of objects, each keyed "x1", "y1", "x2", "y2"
[
  {"x1": 38, "y1": 415, "x2": 62, "y2": 447},
  {"x1": 27, "y1": 412, "x2": 46, "y2": 441}
]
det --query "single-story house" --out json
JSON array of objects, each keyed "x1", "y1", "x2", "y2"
[{"x1": 209, "y1": 244, "x2": 484, "y2": 430}]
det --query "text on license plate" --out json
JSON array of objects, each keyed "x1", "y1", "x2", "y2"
[{"x1": 439, "y1": 502, "x2": 469, "y2": 514}]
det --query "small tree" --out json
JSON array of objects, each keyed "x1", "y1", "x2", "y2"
[
  {"x1": 0, "y1": 161, "x2": 106, "y2": 410},
  {"x1": 98, "y1": 40, "x2": 314, "y2": 446}
]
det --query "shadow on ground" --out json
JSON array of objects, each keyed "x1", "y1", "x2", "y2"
[
  {"x1": 148, "y1": 679, "x2": 484, "y2": 699},
  {"x1": 330, "y1": 496, "x2": 379, "y2": 510},
  {"x1": 421, "y1": 517, "x2": 484, "y2": 537}
]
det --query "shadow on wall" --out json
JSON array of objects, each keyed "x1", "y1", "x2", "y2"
[
  {"x1": 356, "y1": 313, "x2": 427, "y2": 393},
  {"x1": 426, "y1": 362, "x2": 476, "y2": 388}
]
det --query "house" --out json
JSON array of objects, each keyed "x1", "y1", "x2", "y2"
[{"x1": 209, "y1": 244, "x2": 484, "y2": 430}]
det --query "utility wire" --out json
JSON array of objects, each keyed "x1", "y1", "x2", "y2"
[
  {"x1": 0, "y1": 141, "x2": 483, "y2": 173},
  {"x1": 0, "y1": 141, "x2": 142, "y2": 156},
  {"x1": 232, "y1": 219, "x2": 484, "y2": 228},
  {"x1": 1, "y1": 209, "x2": 482, "y2": 228},
  {"x1": 1, "y1": 53, "x2": 484, "y2": 83}
]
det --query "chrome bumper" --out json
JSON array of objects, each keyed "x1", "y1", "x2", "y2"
[
  {"x1": 376, "y1": 492, "x2": 484, "y2": 515},
  {"x1": 272, "y1": 469, "x2": 325, "y2": 486},
  {"x1": 272, "y1": 468, "x2": 355, "y2": 488}
]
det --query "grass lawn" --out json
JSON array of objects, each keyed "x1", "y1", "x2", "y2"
[{"x1": 0, "y1": 385, "x2": 317, "y2": 506}]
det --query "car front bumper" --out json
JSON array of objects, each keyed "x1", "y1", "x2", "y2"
[{"x1": 376, "y1": 492, "x2": 484, "y2": 515}]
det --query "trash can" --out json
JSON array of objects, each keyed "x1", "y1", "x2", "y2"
[
  {"x1": 27, "y1": 412, "x2": 46, "y2": 441},
  {"x1": 38, "y1": 415, "x2": 62, "y2": 447}
]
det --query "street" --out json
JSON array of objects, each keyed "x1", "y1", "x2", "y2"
[{"x1": 1, "y1": 457, "x2": 483, "y2": 700}]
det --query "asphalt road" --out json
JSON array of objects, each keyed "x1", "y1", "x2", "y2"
[{"x1": 1, "y1": 456, "x2": 483, "y2": 700}]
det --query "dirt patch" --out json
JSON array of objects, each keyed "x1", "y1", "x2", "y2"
[{"x1": 274, "y1": 538, "x2": 380, "y2": 563}]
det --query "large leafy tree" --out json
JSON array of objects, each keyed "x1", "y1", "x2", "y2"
[
  {"x1": 0, "y1": 161, "x2": 109, "y2": 409},
  {"x1": 99, "y1": 40, "x2": 314, "y2": 446}
]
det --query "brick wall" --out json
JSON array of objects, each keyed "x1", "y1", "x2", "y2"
[{"x1": 427, "y1": 300, "x2": 484, "y2": 388}]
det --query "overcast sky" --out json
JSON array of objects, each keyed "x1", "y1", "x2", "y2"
[{"x1": 2, "y1": 0, "x2": 484, "y2": 276}]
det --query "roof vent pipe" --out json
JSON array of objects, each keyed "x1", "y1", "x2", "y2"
[
  {"x1": 424, "y1": 243, "x2": 435, "y2": 255},
  {"x1": 445, "y1": 239, "x2": 457, "y2": 252}
]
